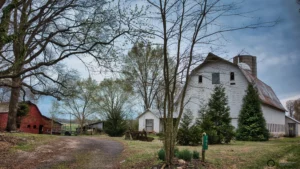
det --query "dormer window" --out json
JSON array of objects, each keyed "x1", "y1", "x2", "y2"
[
  {"x1": 198, "y1": 75, "x2": 202, "y2": 83},
  {"x1": 230, "y1": 72, "x2": 235, "y2": 81}
]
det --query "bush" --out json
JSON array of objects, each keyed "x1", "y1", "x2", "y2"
[
  {"x1": 174, "y1": 147, "x2": 179, "y2": 157},
  {"x1": 177, "y1": 149, "x2": 192, "y2": 161},
  {"x1": 193, "y1": 151, "x2": 200, "y2": 159},
  {"x1": 158, "y1": 148, "x2": 165, "y2": 161}
]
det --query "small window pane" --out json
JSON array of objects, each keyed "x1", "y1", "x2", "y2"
[
  {"x1": 230, "y1": 72, "x2": 235, "y2": 81},
  {"x1": 198, "y1": 75, "x2": 202, "y2": 83},
  {"x1": 212, "y1": 73, "x2": 220, "y2": 84}
]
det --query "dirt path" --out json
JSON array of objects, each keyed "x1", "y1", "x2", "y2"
[{"x1": 0, "y1": 136, "x2": 124, "y2": 169}]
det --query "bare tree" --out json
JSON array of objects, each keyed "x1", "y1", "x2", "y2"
[
  {"x1": 96, "y1": 79, "x2": 133, "y2": 136},
  {"x1": 49, "y1": 100, "x2": 61, "y2": 135},
  {"x1": 0, "y1": 0, "x2": 143, "y2": 131},
  {"x1": 122, "y1": 41, "x2": 164, "y2": 110},
  {"x1": 294, "y1": 99, "x2": 300, "y2": 121},
  {"x1": 146, "y1": 0, "x2": 278, "y2": 165},
  {"x1": 60, "y1": 77, "x2": 99, "y2": 134},
  {"x1": 286, "y1": 100, "x2": 295, "y2": 117}
]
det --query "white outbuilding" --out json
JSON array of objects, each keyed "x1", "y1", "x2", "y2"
[{"x1": 285, "y1": 115, "x2": 300, "y2": 137}]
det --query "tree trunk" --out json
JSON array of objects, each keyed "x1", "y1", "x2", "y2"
[
  {"x1": 164, "y1": 117, "x2": 175, "y2": 167},
  {"x1": 6, "y1": 77, "x2": 21, "y2": 132}
]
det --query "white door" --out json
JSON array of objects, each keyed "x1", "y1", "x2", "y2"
[{"x1": 145, "y1": 119, "x2": 154, "y2": 132}]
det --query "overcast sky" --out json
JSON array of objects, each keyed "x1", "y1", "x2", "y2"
[{"x1": 37, "y1": 0, "x2": 300, "y2": 118}]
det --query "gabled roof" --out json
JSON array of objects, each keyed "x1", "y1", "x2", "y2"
[
  {"x1": 137, "y1": 109, "x2": 178, "y2": 119},
  {"x1": 87, "y1": 121, "x2": 103, "y2": 126},
  {"x1": 285, "y1": 115, "x2": 300, "y2": 124},
  {"x1": 176, "y1": 53, "x2": 286, "y2": 112},
  {"x1": 0, "y1": 101, "x2": 63, "y2": 124},
  {"x1": 190, "y1": 53, "x2": 237, "y2": 75}
]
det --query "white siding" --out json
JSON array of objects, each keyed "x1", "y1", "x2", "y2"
[
  {"x1": 182, "y1": 61, "x2": 285, "y2": 133},
  {"x1": 262, "y1": 104, "x2": 285, "y2": 134},
  {"x1": 91, "y1": 123, "x2": 103, "y2": 130},
  {"x1": 285, "y1": 117, "x2": 300, "y2": 136},
  {"x1": 138, "y1": 111, "x2": 160, "y2": 133},
  {"x1": 262, "y1": 105, "x2": 285, "y2": 125},
  {"x1": 183, "y1": 62, "x2": 248, "y2": 128}
]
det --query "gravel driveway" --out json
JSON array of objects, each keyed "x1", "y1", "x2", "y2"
[{"x1": 0, "y1": 136, "x2": 124, "y2": 169}]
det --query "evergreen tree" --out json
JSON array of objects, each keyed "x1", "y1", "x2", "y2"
[
  {"x1": 177, "y1": 110, "x2": 193, "y2": 145},
  {"x1": 236, "y1": 84, "x2": 269, "y2": 141},
  {"x1": 200, "y1": 85, "x2": 235, "y2": 144},
  {"x1": 177, "y1": 110, "x2": 202, "y2": 145},
  {"x1": 104, "y1": 110, "x2": 127, "y2": 137}
]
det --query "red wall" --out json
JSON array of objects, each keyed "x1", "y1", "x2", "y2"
[
  {"x1": 19, "y1": 104, "x2": 44, "y2": 134},
  {"x1": 0, "y1": 103, "x2": 61, "y2": 134},
  {"x1": 0, "y1": 113, "x2": 8, "y2": 131}
]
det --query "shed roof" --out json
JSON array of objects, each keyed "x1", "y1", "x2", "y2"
[
  {"x1": 285, "y1": 115, "x2": 300, "y2": 124},
  {"x1": 88, "y1": 121, "x2": 103, "y2": 126},
  {"x1": 137, "y1": 109, "x2": 178, "y2": 119}
]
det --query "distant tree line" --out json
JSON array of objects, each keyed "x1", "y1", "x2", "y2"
[{"x1": 286, "y1": 99, "x2": 300, "y2": 121}]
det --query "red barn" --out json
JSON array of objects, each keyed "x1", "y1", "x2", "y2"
[{"x1": 0, "y1": 101, "x2": 62, "y2": 134}]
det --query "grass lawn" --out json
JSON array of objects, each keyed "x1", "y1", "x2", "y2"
[{"x1": 109, "y1": 136, "x2": 300, "y2": 169}]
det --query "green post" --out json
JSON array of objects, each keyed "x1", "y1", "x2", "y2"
[{"x1": 202, "y1": 132, "x2": 208, "y2": 162}]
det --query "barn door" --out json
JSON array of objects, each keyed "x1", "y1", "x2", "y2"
[
  {"x1": 288, "y1": 123, "x2": 296, "y2": 137},
  {"x1": 39, "y1": 125, "x2": 43, "y2": 134},
  {"x1": 145, "y1": 119, "x2": 154, "y2": 132}
]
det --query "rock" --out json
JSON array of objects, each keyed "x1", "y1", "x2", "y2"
[
  {"x1": 177, "y1": 167, "x2": 183, "y2": 169},
  {"x1": 178, "y1": 159, "x2": 186, "y2": 165}
]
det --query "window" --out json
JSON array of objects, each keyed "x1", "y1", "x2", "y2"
[
  {"x1": 33, "y1": 125, "x2": 37, "y2": 129},
  {"x1": 145, "y1": 119, "x2": 154, "y2": 132},
  {"x1": 198, "y1": 75, "x2": 202, "y2": 83},
  {"x1": 230, "y1": 72, "x2": 235, "y2": 81},
  {"x1": 27, "y1": 125, "x2": 31, "y2": 128},
  {"x1": 212, "y1": 73, "x2": 220, "y2": 84}
]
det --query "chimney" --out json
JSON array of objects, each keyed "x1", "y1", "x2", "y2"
[{"x1": 233, "y1": 55, "x2": 257, "y2": 77}]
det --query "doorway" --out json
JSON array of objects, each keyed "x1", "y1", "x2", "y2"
[
  {"x1": 145, "y1": 119, "x2": 154, "y2": 132},
  {"x1": 39, "y1": 125, "x2": 43, "y2": 134},
  {"x1": 288, "y1": 123, "x2": 296, "y2": 137}
]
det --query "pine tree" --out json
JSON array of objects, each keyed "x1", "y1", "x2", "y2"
[
  {"x1": 236, "y1": 84, "x2": 269, "y2": 141},
  {"x1": 177, "y1": 110, "x2": 202, "y2": 145},
  {"x1": 104, "y1": 110, "x2": 127, "y2": 137},
  {"x1": 200, "y1": 85, "x2": 235, "y2": 144}
]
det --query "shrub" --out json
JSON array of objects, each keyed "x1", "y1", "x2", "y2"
[
  {"x1": 174, "y1": 147, "x2": 179, "y2": 157},
  {"x1": 193, "y1": 151, "x2": 200, "y2": 159},
  {"x1": 177, "y1": 149, "x2": 192, "y2": 161},
  {"x1": 158, "y1": 148, "x2": 165, "y2": 161}
]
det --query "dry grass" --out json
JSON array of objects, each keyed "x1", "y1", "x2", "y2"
[{"x1": 103, "y1": 135, "x2": 300, "y2": 169}]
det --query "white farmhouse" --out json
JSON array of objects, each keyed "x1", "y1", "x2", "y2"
[{"x1": 178, "y1": 53, "x2": 286, "y2": 135}]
